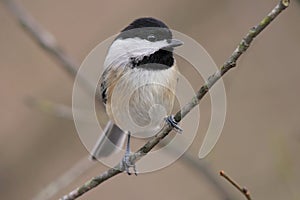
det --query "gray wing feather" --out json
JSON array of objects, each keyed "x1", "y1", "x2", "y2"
[
  {"x1": 90, "y1": 121, "x2": 126, "y2": 160},
  {"x1": 91, "y1": 64, "x2": 128, "y2": 160}
]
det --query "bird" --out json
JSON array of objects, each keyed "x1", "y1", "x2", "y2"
[{"x1": 91, "y1": 17, "x2": 183, "y2": 175}]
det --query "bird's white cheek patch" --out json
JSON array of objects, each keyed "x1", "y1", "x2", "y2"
[{"x1": 104, "y1": 38, "x2": 169, "y2": 68}]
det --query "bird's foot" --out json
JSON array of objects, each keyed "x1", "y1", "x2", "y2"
[
  {"x1": 122, "y1": 153, "x2": 137, "y2": 176},
  {"x1": 121, "y1": 132, "x2": 137, "y2": 175},
  {"x1": 165, "y1": 115, "x2": 183, "y2": 134}
]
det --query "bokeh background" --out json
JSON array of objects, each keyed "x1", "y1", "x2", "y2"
[{"x1": 1, "y1": 0, "x2": 299, "y2": 199}]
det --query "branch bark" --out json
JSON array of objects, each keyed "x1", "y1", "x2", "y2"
[
  {"x1": 58, "y1": 1, "x2": 290, "y2": 199},
  {"x1": 220, "y1": 170, "x2": 252, "y2": 200},
  {"x1": 3, "y1": 0, "x2": 99, "y2": 98}
]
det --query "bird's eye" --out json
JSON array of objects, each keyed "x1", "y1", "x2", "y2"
[{"x1": 147, "y1": 34, "x2": 156, "y2": 42}]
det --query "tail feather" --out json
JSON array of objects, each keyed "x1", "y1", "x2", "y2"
[{"x1": 90, "y1": 121, "x2": 126, "y2": 160}]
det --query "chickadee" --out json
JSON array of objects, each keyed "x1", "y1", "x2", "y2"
[{"x1": 91, "y1": 17, "x2": 183, "y2": 174}]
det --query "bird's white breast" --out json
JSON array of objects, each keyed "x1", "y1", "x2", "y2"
[{"x1": 106, "y1": 66, "x2": 177, "y2": 138}]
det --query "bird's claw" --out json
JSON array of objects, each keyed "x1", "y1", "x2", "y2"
[
  {"x1": 165, "y1": 115, "x2": 183, "y2": 134},
  {"x1": 122, "y1": 154, "x2": 137, "y2": 176},
  {"x1": 122, "y1": 132, "x2": 137, "y2": 175}
]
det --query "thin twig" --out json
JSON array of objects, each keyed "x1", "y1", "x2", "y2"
[
  {"x1": 220, "y1": 170, "x2": 252, "y2": 200},
  {"x1": 2, "y1": 0, "x2": 98, "y2": 98},
  {"x1": 33, "y1": 158, "x2": 94, "y2": 200},
  {"x1": 58, "y1": 1, "x2": 290, "y2": 199},
  {"x1": 3, "y1": 0, "x2": 78, "y2": 76}
]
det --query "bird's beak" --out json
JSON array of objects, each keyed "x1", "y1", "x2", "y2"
[{"x1": 163, "y1": 39, "x2": 183, "y2": 49}]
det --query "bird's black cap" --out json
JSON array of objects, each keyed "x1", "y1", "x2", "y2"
[
  {"x1": 122, "y1": 17, "x2": 169, "y2": 31},
  {"x1": 117, "y1": 17, "x2": 173, "y2": 41}
]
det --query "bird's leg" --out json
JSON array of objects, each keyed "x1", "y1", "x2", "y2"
[
  {"x1": 122, "y1": 132, "x2": 137, "y2": 175},
  {"x1": 165, "y1": 115, "x2": 183, "y2": 134}
]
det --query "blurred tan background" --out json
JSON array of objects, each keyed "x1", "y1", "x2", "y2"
[{"x1": 1, "y1": 0, "x2": 300, "y2": 199}]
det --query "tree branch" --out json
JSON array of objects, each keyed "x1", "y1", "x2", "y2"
[
  {"x1": 58, "y1": 1, "x2": 290, "y2": 199},
  {"x1": 2, "y1": 0, "x2": 98, "y2": 98},
  {"x1": 32, "y1": 158, "x2": 94, "y2": 200},
  {"x1": 220, "y1": 170, "x2": 252, "y2": 200},
  {"x1": 3, "y1": 0, "x2": 78, "y2": 76}
]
